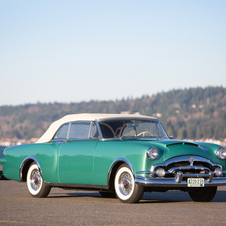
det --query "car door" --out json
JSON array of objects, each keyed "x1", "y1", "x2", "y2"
[{"x1": 58, "y1": 121, "x2": 99, "y2": 184}]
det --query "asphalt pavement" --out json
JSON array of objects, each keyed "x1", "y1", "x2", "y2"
[{"x1": 1, "y1": 180, "x2": 226, "y2": 225}]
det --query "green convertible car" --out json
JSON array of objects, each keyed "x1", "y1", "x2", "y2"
[{"x1": 1, "y1": 113, "x2": 226, "y2": 203}]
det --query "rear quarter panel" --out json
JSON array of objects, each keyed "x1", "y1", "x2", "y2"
[{"x1": 3, "y1": 143, "x2": 58, "y2": 182}]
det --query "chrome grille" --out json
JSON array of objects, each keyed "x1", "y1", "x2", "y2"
[{"x1": 151, "y1": 155, "x2": 222, "y2": 178}]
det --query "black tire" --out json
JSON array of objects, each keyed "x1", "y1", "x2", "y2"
[
  {"x1": 188, "y1": 186, "x2": 217, "y2": 202},
  {"x1": 99, "y1": 191, "x2": 116, "y2": 198},
  {"x1": 114, "y1": 163, "x2": 144, "y2": 203},
  {"x1": 26, "y1": 163, "x2": 51, "y2": 198}
]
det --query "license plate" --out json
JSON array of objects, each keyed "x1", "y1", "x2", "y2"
[{"x1": 187, "y1": 178, "x2": 205, "y2": 187}]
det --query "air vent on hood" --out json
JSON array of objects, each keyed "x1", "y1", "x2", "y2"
[{"x1": 166, "y1": 142, "x2": 199, "y2": 147}]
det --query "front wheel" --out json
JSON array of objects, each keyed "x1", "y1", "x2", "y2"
[
  {"x1": 188, "y1": 186, "x2": 217, "y2": 202},
  {"x1": 26, "y1": 163, "x2": 51, "y2": 198},
  {"x1": 114, "y1": 164, "x2": 144, "y2": 203}
]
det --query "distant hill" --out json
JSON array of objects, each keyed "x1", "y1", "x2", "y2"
[{"x1": 0, "y1": 86, "x2": 226, "y2": 141}]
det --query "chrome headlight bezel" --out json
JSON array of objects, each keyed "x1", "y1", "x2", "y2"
[
  {"x1": 146, "y1": 147, "x2": 159, "y2": 160},
  {"x1": 216, "y1": 148, "x2": 226, "y2": 160}
]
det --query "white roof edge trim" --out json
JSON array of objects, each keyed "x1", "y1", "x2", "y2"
[{"x1": 36, "y1": 113, "x2": 157, "y2": 143}]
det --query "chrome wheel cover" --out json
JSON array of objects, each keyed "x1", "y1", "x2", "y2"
[
  {"x1": 30, "y1": 168, "x2": 42, "y2": 191},
  {"x1": 115, "y1": 166, "x2": 136, "y2": 201},
  {"x1": 27, "y1": 163, "x2": 43, "y2": 196},
  {"x1": 118, "y1": 172, "x2": 133, "y2": 196}
]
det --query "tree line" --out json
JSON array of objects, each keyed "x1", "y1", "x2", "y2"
[{"x1": 0, "y1": 86, "x2": 226, "y2": 141}]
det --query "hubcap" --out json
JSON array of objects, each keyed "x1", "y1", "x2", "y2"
[
  {"x1": 30, "y1": 169, "x2": 41, "y2": 191},
  {"x1": 118, "y1": 172, "x2": 133, "y2": 196},
  {"x1": 123, "y1": 178, "x2": 130, "y2": 189}
]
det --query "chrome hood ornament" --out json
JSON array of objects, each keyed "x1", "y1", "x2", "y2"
[{"x1": 190, "y1": 157, "x2": 194, "y2": 166}]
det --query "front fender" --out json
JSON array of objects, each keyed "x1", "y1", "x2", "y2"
[
  {"x1": 108, "y1": 158, "x2": 135, "y2": 178},
  {"x1": 19, "y1": 156, "x2": 42, "y2": 182}
]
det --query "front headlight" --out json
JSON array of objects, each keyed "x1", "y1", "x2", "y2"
[
  {"x1": 146, "y1": 147, "x2": 159, "y2": 160},
  {"x1": 216, "y1": 148, "x2": 226, "y2": 160}
]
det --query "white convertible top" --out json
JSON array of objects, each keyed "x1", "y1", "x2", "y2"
[{"x1": 36, "y1": 113, "x2": 157, "y2": 143}]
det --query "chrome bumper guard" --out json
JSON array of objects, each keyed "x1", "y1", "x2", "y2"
[{"x1": 135, "y1": 171, "x2": 226, "y2": 187}]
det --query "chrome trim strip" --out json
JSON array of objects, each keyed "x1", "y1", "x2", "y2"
[
  {"x1": 88, "y1": 122, "x2": 92, "y2": 139},
  {"x1": 95, "y1": 120, "x2": 103, "y2": 139},
  {"x1": 89, "y1": 121, "x2": 100, "y2": 139},
  {"x1": 135, "y1": 177, "x2": 226, "y2": 187},
  {"x1": 97, "y1": 118, "x2": 159, "y2": 122},
  {"x1": 67, "y1": 122, "x2": 72, "y2": 140},
  {"x1": 178, "y1": 173, "x2": 210, "y2": 178},
  {"x1": 19, "y1": 156, "x2": 42, "y2": 182},
  {"x1": 158, "y1": 123, "x2": 169, "y2": 139},
  {"x1": 47, "y1": 183, "x2": 108, "y2": 190},
  {"x1": 136, "y1": 171, "x2": 154, "y2": 174},
  {"x1": 136, "y1": 171, "x2": 171, "y2": 175}
]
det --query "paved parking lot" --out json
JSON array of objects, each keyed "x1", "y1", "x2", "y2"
[{"x1": 1, "y1": 180, "x2": 226, "y2": 225}]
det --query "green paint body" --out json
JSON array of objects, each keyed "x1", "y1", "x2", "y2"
[{"x1": 1, "y1": 139, "x2": 225, "y2": 185}]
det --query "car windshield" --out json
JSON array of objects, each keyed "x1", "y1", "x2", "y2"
[{"x1": 99, "y1": 120, "x2": 168, "y2": 139}]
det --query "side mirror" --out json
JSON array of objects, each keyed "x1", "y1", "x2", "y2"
[{"x1": 169, "y1": 135, "x2": 174, "y2": 139}]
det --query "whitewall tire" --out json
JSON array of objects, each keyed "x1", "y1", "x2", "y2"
[
  {"x1": 26, "y1": 163, "x2": 51, "y2": 198},
  {"x1": 114, "y1": 164, "x2": 143, "y2": 203}
]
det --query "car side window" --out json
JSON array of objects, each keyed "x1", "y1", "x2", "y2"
[
  {"x1": 54, "y1": 123, "x2": 69, "y2": 140},
  {"x1": 69, "y1": 122, "x2": 90, "y2": 140},
  {"x1": 90, "y1": 122, "x2": 99, "y2": 138}
]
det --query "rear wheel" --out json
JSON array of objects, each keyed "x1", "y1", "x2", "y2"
[
  {"x1": 114, "y1": 164, "x2": 143, "y2": 203},
  {"x1": 26, "y1": 163, "x2": 51, "y2": 198},
  {"x1": 188, "y1": 187, "x2": 217, "y2": 202}
]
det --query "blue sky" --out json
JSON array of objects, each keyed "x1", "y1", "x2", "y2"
[{"x1": 0, "y1": 0, "x2": 226, "y2": 106}]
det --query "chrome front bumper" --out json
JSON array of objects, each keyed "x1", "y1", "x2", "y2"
[
  {"x1": 135, "y1": 176, "x2": 226, "y2": 187},
  {"x1": 135, "y1": 155, "x2": 226, "y2": 187}
]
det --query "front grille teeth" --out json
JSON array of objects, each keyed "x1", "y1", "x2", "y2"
[
  {"x1": 168, "y1": 166, "x2": 210, "y2": 174},
  {"x1": 166, "y1": 161, "x2": 215, "y2": 172}
]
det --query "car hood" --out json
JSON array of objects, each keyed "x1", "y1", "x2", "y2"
[{"x1": 136, "y1": 139, "x2": 211, "y2": 161}]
